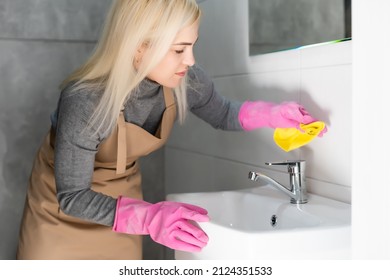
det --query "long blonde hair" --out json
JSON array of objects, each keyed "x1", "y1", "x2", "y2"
[{"x1": 61, "y1": 0, "x2": 201, "y2": 136}]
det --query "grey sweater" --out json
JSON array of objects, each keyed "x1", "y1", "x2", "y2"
[{"x1": 52, "y1": 65, "x2": 243, "y2": 227}]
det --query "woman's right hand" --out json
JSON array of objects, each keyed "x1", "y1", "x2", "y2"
[
  {"x1": 239, "y1": 100, "x2": 327, "y2": 136},
  {"x1": 113, "y1": 197, "x2": 209, "y2": 252}
]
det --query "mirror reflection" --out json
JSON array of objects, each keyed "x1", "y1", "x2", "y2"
[{"x1": 249, "y1": 0, "x2": 352, "y2": 55}]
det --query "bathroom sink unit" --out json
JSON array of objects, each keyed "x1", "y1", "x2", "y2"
[{"x1": 166, "y1": 185, "x2": 351, "y2": 260}]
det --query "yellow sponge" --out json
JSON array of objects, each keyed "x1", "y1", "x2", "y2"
[{"x1": 273, "y1": 121, "x2": 326, "y2": 152}]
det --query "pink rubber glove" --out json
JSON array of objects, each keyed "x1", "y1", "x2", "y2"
[
  {"x1": 238, "y1": 101, "x2": 327, "y2": 136},
  {"x1": 113, "y1": 196, "x2": 210, "y2": 252}
]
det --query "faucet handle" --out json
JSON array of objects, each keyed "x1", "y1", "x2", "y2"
[{"x1": 265, "y1": 160, "x2": 305, "y2": 174}]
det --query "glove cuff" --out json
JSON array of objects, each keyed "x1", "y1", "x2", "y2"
[
  {"x1": 238, "y1": 100, "x2": 274, "y2": 130},
  {"x1": 112, "y1": 196, "x2": 151, "y2": 234}
]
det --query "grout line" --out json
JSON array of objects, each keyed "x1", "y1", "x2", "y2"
[
  {"x1": 210, "y1": 62, "x2": 352, "y2": 80},
  {"x1": 298, "y1": 62, "x2": 352, "y2": 71},
  {"x1": 298, "y1": 48, "x2": 303, "y2": 160}
]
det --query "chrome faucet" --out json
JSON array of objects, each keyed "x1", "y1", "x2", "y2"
[{"x1": 248, "y1": 160, "x2": 308, "y2": 204}]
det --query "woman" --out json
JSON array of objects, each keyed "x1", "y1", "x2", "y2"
[{"x1": 16, "y1": 0, "x2": 325, "y2": 260}]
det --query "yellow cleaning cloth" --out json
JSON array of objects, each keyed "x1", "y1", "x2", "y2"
[{"x1": 273, "y1": 121, "x2": 326, "y2": 152}]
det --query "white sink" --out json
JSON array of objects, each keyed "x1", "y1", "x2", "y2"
[{"x1": 166, "y1": 185, "x2": 351, "y2": 260}]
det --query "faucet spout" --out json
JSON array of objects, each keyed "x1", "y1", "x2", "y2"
[
  {"x1": 249, "y1": 171, "x2": 295, "y2": 200},
  {"x1": 248, "y1": 160, "x2": 308, "y2": 204}
]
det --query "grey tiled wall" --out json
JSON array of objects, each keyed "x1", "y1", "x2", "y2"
[
  {"x1": 0, "y1": 0, "x2": 165, "y2": 259},
  {"x1": 0, "y1": 0, "x2": 109, "y2": 41}
]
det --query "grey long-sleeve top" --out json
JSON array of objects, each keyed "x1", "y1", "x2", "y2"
[{"x1": 52, "y1": 65, "x2": 243, "y2": 227}]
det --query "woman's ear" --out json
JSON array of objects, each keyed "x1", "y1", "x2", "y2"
[{"x1": 134, "y1": 42, "x2": 148, "y2": 69}]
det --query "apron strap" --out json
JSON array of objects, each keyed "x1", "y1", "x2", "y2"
[
  {"x1": 116, "y1": 111, "x2": 127, "y2": 174},
  {"x1": 163, "y1": 87, "x2": 174, "y2": 107},
  {"x1": 116, "y1": 87, "x2": 173, "y2": 174}
]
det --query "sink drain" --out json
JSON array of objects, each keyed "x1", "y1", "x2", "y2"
[{"x1": 270, "y1": 215, "x2": 278, "y2": 227}]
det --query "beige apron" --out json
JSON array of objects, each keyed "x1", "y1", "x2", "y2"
[{"x1": 16, "y1": 87, "x2": 176, "y2": 260}]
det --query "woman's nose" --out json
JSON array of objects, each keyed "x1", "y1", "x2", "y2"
[{"x1": 183, "y1": 50, "x2": 195, "y2": 67}]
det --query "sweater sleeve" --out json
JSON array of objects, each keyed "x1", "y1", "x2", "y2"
[
  {"x1": 53, "y1": 86, "x2": 116, "y2": 227},
  {"x1": 186, "y1": 65, "x2": 244, "y2": 131}
]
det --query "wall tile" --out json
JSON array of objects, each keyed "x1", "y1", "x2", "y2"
[
  {"x1": 0, "y1": 0, "x2": 111, "y2": 41},
  {"x1": 165, "y1": 147, "x2": 215, "y2": 195},
  {"x1": 0, "y1": 39, "x2": 95, "y2": 259},
  {"x1": 300, "y1": 40, "x2": 352, "y2": 69},
  {"x1": 247, "y1": 49, "x2": 301, "y2": 74},
  {"x1": 300, "y1": 65, "x2": 352, "y2": 187},
  {"x1": 165, "y1": 147, "x2": 268, "y2": 195},
  {"x1": 195, "y1": 0, "x2": 249, "y2": 76}
]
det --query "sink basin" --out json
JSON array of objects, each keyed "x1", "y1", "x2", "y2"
[{"x1": 166, "y1": 185, "x2": 351, "y2": 259}]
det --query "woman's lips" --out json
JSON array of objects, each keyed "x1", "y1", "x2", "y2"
[{"x1": 175, "y1": 71, "x2": 187, "y2": 77}]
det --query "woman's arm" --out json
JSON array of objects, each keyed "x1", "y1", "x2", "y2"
[
  {"x1": 53, "y1": 86, "x2": 116, "y2": 226},
  {"x1": 186, "y1": 65, "x2": 244, "y2": 131},
  {"x1": 186, "y1": 65, "x2": 327, "y2": 135}
]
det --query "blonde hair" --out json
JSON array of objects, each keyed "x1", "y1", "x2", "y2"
[{"x1": 61, "y1": 0, "x2": 201, "y2": 136}]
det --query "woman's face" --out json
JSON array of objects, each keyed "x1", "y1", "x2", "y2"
[{"x1": 146, "y1": 20, "x2": 199, "y2": 88}]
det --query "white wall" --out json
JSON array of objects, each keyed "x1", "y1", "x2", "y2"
[
  {"x1": 165, "y1": 0, "x2": 352, "y2": 204},
  {"x1": 352, "y1": 0, "x2": 390, "y2": 259}
]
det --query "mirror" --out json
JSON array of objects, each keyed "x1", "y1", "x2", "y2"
[{"x1": 249, "y1": 0, "x2": 351, "y2": 55}]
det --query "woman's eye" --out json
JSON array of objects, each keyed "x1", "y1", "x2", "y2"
[{"x1": 175, "y1": 50, "x2": 185, "y2": 54}]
